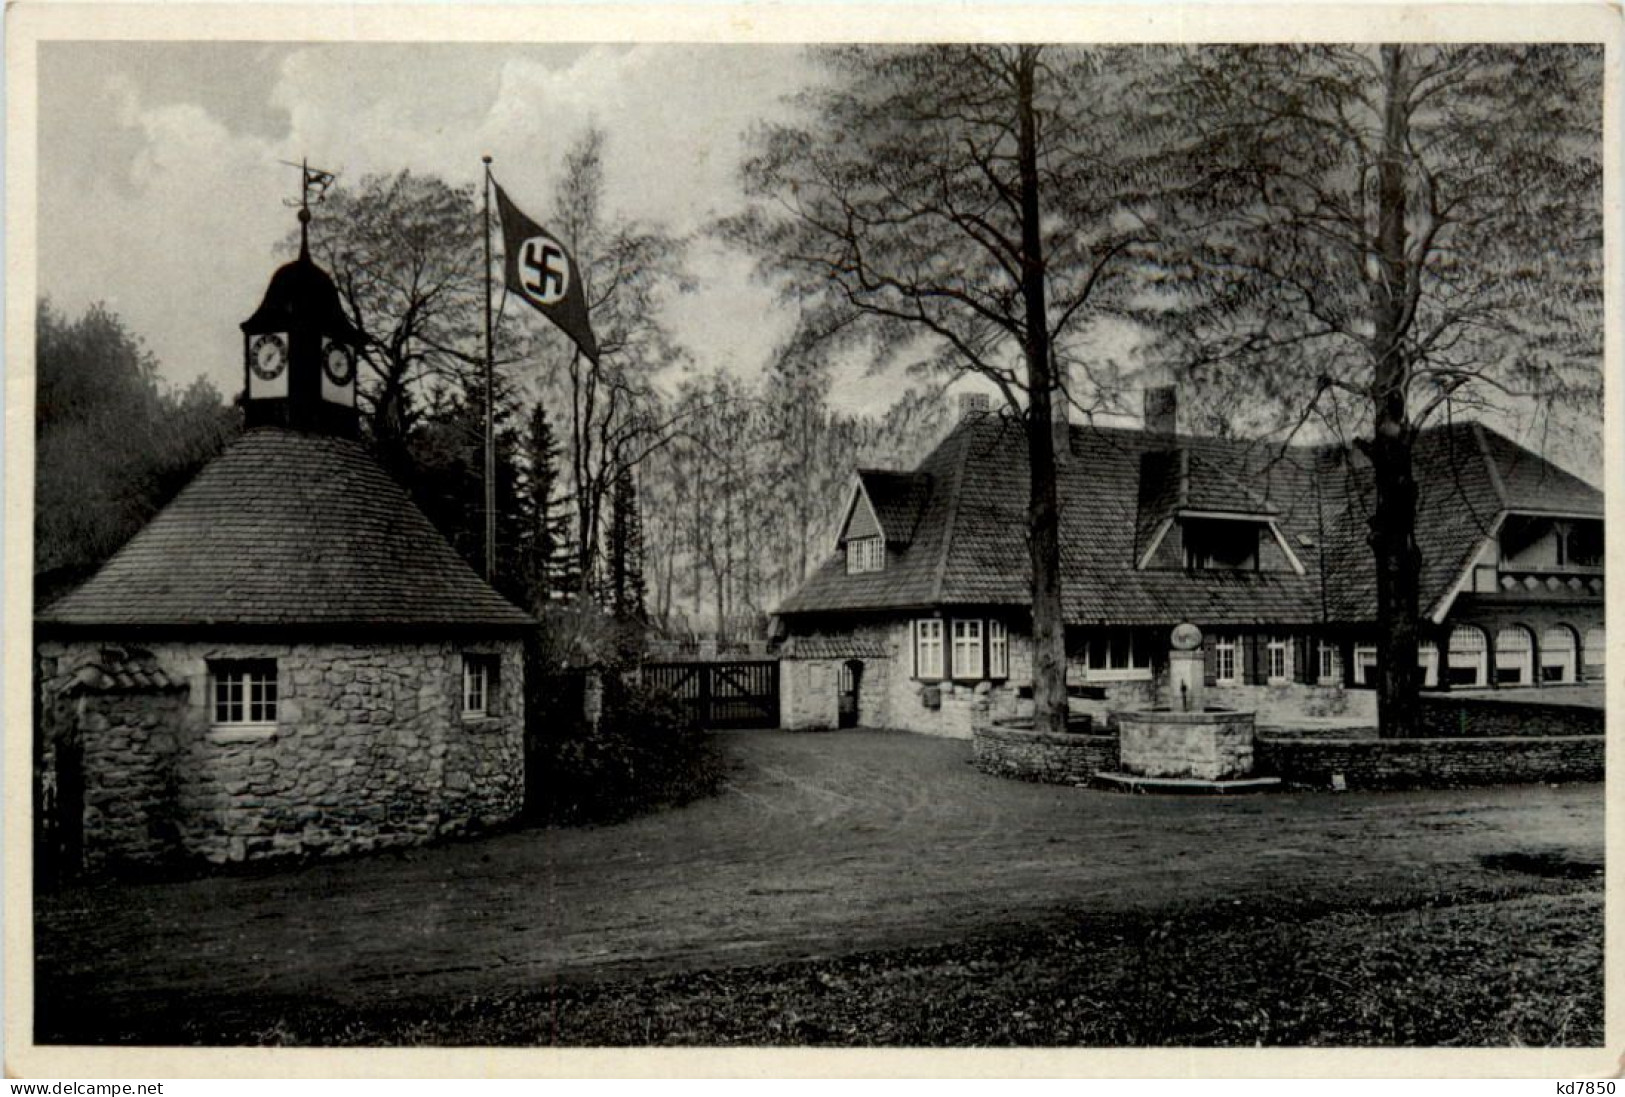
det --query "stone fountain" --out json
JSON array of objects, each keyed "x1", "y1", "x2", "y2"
[{"x1": 1097, "y1": 623, "x2": 1280, "y2": 793}]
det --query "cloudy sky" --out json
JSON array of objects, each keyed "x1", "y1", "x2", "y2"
[{"x1": 37, "y1": 41, "x2": 932, "y2": 413}]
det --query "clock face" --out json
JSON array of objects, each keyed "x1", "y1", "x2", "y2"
[
  {"x1": 323, "y1": 341, "x2": 355, "y2": 386},
  {"x1": 249, "y1": 333, "x2": 288, "y2": 381}
]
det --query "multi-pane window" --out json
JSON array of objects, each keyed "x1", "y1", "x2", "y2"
[
  {"x1": 1541, "y1": 627, "x2": 1577, "y2": 684},
  {"x1": 1494, "y1": 627, "x2": 1533, "y2": 686},
  {"x1": 1317, "y1": 640, "x2": 1342, "y2": 684},
  {"x1": 988, "y1": 620, "x2": 1010, "y2": 679},
  {"x1": 1447, "y1": 626, "x2": 1488, "y2": 687},
  {"x1": 1084, "y1": 630, "x2": 1151, "y2": 679},
  {"x1": 915, "y1": 620, "x2": 945, "y2": 679},
  {"x1": 846, "y1": 537, "x2": 885, "y2": 574},
  {"x1": 1213, "y1": 636, "x2": 1239, "y2": 685},
  {"x1": 951, "y1": 619, "x2": 984, "y2": 680},
  {"x1": 1265, "y1": 635, "x2": 1292, "y2": 683},
  {"x1": 463, "y1": 654, "x2": 499, "y2": 717},
  {"x1": 211, "y1": 659, "x2": 278, "y2": 725}
]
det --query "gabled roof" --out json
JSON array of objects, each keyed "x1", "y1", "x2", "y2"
[
  {"x1": 842, "y1": 469, "x2": 932, "y2": 546},
  {"x1": 1321, "y1": 420, "x2": 1602, "y2": 622},
  {"x1": 39, "y1": 427, "x2": 534, "y2": 632},
  {"x1": 777, "y1": 413, "x2": 1600, "y2": 628}
]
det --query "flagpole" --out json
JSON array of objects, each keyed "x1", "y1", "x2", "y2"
[{"x1": 482, "y1": 156, "x2": 497, "y2": 583}]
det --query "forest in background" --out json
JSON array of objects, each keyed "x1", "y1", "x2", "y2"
[{"x1": 35, "y1": 45, "x2": 1603, "y2": 686}]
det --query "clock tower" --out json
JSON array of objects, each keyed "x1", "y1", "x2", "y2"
[{"x1": 239, "y1": 206, "x2": 363, "y2": 436}]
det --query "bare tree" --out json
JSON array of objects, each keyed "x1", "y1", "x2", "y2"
[
  {"x1": 541, "y1": 129, "x2": 695, "y2": 599},
  {"x1": 1149, "y1": 44, "x2": 1603, "y2": 736},
  {"x1": 729, "y1": 45, "x2": 1156, "y2": 733},
  {"x1": 295, "y1": 171, "x2": 490, "y2": 474}
]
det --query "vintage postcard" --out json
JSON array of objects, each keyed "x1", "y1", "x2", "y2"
[{"x1": 5, "y1": 1, "x2": 1619, "y2": 1080}]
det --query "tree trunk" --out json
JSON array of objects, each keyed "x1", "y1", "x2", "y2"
[
  {"x1": 1015, "y1": 47, "x2": 1070, "y2": 737},
  {"x1": 1368, "y1": 44, "x2": 1423, "y2": 739}
]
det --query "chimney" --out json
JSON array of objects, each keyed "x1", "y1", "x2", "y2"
[
  {"x1": 1144, "y1": 385, "x2": 1177, "y2": 439},
  {"x1": 958, "y1": 391, "x2": 991, "y2": 422}
]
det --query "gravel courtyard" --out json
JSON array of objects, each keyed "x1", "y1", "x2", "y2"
[{"x1": 35, "y1": 728, "x2": 1603, "y2": 1042}]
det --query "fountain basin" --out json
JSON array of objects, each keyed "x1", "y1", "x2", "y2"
[{"x1": 1113, "y1": 707, "x2": 1256, "y2": 781}]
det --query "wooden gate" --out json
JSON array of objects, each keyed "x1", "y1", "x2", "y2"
[{"x1": 643, "y1": 660, "x2": 780, "y2": 729}]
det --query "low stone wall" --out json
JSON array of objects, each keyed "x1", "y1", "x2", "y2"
[
  {"x1": 1416, "y1": 695, "x2": 1603, "y2": 738},
  {"x1": 1256, "y1": 735, "x2": 1603, "y2": 790},
  {"x1": 971, "y1": 722, "x2": 1118, "y2": 786}
]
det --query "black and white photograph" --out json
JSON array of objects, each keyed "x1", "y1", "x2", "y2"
[{"x1": 7, "y1": 2, "x2": 1615, "y2": 1076}]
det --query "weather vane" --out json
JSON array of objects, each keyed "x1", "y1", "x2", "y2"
[{"x1": 280, "y1": 158, "x2": 337, "y2": 254}]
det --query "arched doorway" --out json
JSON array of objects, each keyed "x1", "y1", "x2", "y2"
[
  {"x1": 1584, "y1": 626, "x2": 1606, "y2": 679},
  {"x1": 1542, "y1": 625, "x2": 1579, "y2": 684},
  {"x1": 1494, "y1": 625, "x2": 1535, "y2": 687},
  {"x1": 1447, "y1": 625, "x2": 1489, "y2": 688},
  {"x1": 838, "y1": 660, "x2": 863, "y2": 729}
]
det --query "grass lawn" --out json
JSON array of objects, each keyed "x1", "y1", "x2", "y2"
[{"x1": 92, "y1": 884, "x2": 1600, "y2": 1047}]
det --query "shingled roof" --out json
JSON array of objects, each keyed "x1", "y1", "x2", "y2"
[
  {"x1": 852, "y1": 469, "x2": 933, "y2": 546},
  {"x1": 777, "y1": 413, "x2": 1600, "y2": 628},
  {"x1": 39, "y1": 427, "x2": 533, "y2": 632}
]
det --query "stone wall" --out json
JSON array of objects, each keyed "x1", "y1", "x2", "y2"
[
  {"x1": 36, "y1": 638, "x2": 524, "y2": 869},
  {"x1": 1415, "y1": 695, "x2": 1603, "y2": 738},
  {"x1": 1256, "y1": 735, "x2": 1603, "y2": 790},
  {"x1": 971, "y1": 724, "x2": 1119, "y2": 786}
]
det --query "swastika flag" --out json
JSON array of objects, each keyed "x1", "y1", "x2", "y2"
[{"x1": 494, "y1": 182, "x2": 600, "y2": 364}]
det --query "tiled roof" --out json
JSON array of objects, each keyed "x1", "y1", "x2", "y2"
[
  {"x1": 39, "y1": 427, "x2": 534, "y2": 631},
  {"x1": 777, "y1": 413, "x2": 1599, "y2": 628},
  {"x1": 856, "y1": 469, "x2": 933, "y2": 545},
  {"x1": 781, "y1": 634, "x2": 890, "y2": 659},
  {"x1": 56, "y1": 648, "x2": 185, "y2": 695}
]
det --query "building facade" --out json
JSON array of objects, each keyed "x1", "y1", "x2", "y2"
[
  {"x1": 775, "y1": 391, "x2": 1603, "y2": 738},
  {"x1": 34, "y1": 227, "x2": 534, "y2": 872}
]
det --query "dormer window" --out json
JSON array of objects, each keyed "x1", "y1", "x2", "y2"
[
  {"x1": 846, "y1": 536, "x2": 885, "y2": 574},
  {"x1": 1182, "y1": 518, "x2": 1260, "y2": 571}
]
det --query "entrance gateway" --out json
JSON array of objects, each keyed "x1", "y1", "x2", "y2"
[{"x1": 643, "y1": 660, "x2": 780, "y2": 730}]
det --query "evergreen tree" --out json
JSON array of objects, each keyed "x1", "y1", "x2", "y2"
[
  {"x1": 607, "y1": 463, "x2": 648, "y2": 621},
  {"x1": 520, "y1": 401, "x2": 578, "y2": 605}
]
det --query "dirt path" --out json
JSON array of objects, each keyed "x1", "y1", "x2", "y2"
[{"x1": 35, "y1": 729, "x2": 1602, "y2": 1036}]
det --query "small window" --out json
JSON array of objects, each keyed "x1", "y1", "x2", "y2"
[
  {"x1": 1419, "y1": 640, "x2": 1440, "y2": 688},
  {"x1": 1265, "y1": 635, "x2": 1292, "y2": 683},
  {"x1": 462, "y1": 654, "x2": 500, "y2": 717},
  {"x1": 1183, "y1": 519, "x2": 1260, "y2": 571},
  {"x1": 211, "y1": 659, "x2": 278, "y2": 725},
  {"x1": 988, "y1": 620, "x2": 1010, "y2": 679},
  {"x1": 1317, "y1": 640, "x2": 1342, "y2": 685},
  {"x1": 915, "y1": 620, "x2": 944, "y2": 680},
  {"x1": 846, "y1": 537, "x2": 885, "y2": 574},
  {"x1": 1213, "y1": 636, "x2": 1240, "y2": 686},
  {"x1": 951, "y1": 619, "x2": 984, "y2": 680},
  {"x1": 1352, "y1": 644, "x2": 1378, "y2": 687}
]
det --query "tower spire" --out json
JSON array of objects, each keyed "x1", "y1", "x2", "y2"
[{"x1": 281, "y1": 157, "x2": 335, "y2": 260}]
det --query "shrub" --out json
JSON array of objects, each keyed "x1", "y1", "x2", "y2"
[{"x1": 526, "y1": 673, "x2": 723, "y2": 825}]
